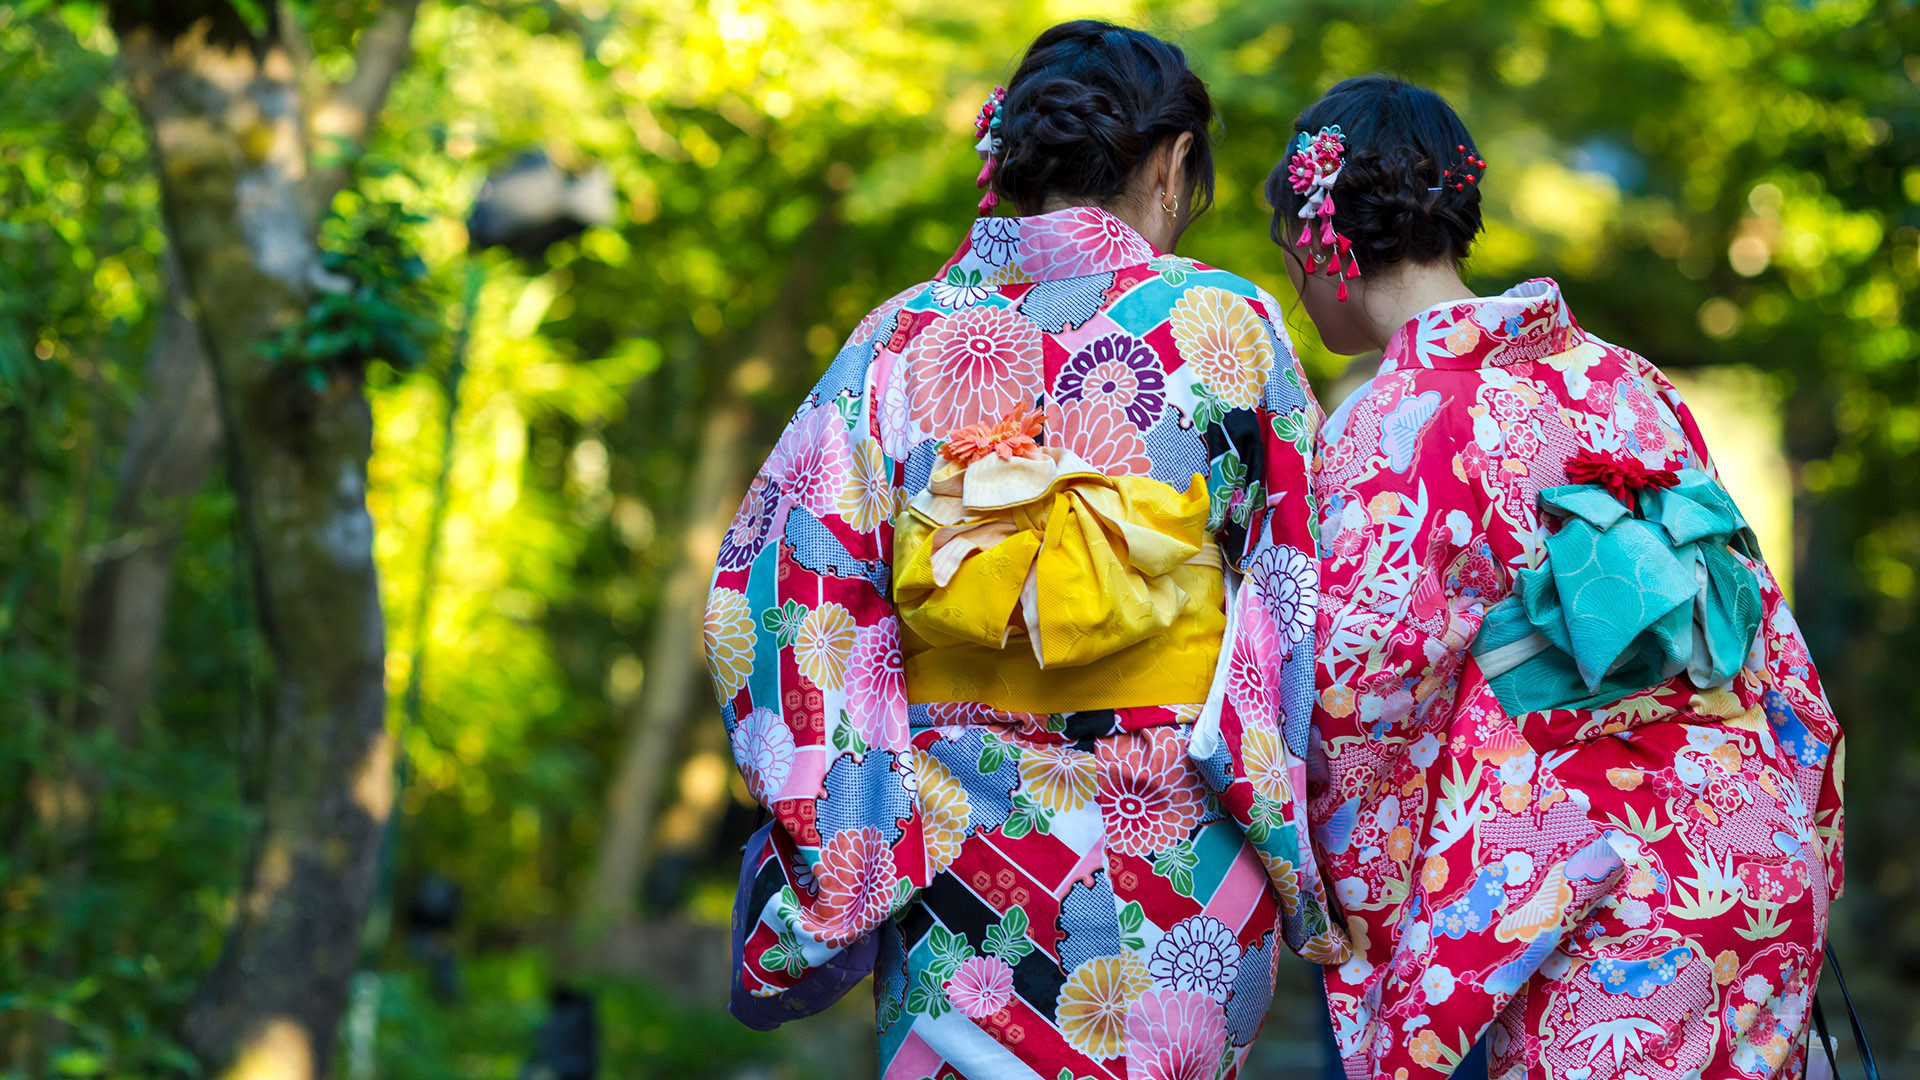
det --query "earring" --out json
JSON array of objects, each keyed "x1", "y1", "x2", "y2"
[{"x1": 1160, "y1": 189, "x2": 1178, "y2": 218}]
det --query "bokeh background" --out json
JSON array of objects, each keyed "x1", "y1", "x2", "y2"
[{"x1": 2, "y1": 0, "x2": 1916, "y2": 1077}]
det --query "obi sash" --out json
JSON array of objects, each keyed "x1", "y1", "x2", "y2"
[
  {"x1": 893, "y1": 447, "x2": 1225, "y2": 714},
  {"x1": 1470, "y1": 467, "x2": 1764, "y2": 716}
]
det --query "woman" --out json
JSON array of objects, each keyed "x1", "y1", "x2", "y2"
[
  {"x1": 706, "y1": 20, "x2": 1346, "y2": 1080},
  {"x1": 1269, "y1": 76, "x2": 1844, "y2": 1079}
]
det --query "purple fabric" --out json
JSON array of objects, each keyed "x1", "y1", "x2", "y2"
[{"x1": 728, "y1": 820, "x2": 879, "y2": 1031}]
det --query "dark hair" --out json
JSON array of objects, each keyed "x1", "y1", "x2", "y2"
[
  {"x1": 992, "y1": 21, "x2": 1216, "y2": 217},
  {"x1": 1266, "y1": 75, "x2": 1484, "y2": 271}
]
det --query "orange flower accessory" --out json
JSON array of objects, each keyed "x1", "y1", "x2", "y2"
[{"x1": 942, "y1": 404, "x2": 1046, "y2": 464}]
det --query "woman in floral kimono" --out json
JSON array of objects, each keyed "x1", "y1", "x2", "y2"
[
  {"x1": 1267, "y1": 76, "x2": 1844, "y2": 1079},
  {"x1": 705, "y1": 20, "x2": 1346, "y2": 1080}
]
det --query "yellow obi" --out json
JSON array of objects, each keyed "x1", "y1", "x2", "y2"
[{"x1": 893, "y1": 447, "x2": 1225, "y2": 713}]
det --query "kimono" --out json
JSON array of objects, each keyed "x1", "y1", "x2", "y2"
[
  {"x1": 705, "y1": 205, "x2": 1347, "y2": 1080},
  {"x1": 1310, "y1": 279, "x2": 1844, "y2": 1080}
]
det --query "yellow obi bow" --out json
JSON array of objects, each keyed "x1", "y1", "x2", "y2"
[{"x1": 893, "y1": 446, "x2": 1225, "y2": 713}]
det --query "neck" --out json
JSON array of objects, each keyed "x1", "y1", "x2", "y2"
[
  {"x1": 1037, "y1": 195, "x2": 1175, "y2": 254},
  {"x1": 1358, "y1": 260, "x2": 1478, "y2": 352}
]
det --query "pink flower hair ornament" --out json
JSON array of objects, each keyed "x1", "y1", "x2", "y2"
[
  {"x1": 973, "y1": 86, "x2": 1007, "y2": 214},
  {"x1": 1287, "y1": 125, "x2": 1361, "y2": 301}
]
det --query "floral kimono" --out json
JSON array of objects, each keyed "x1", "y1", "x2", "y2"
[
  {"x1": 1310, "y1": 279, "x2": 1844, "y2": 1080},
  {"x1": 706, "y1": 205, "x2": 1347, "y2": 1080}
]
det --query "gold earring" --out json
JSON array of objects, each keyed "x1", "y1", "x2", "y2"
[{"x1": 1160, "y1": 189, "x2": 1178, "y2": 218}]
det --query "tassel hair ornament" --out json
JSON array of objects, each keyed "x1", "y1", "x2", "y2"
[
  {"x1": 1286, "y1": 125, "x2": 1361, "y2": 301},
  {"x1": 972, "y1": 86, "x2": 1007, "y2": 214}
]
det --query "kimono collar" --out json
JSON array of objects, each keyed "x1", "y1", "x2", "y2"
[
  {"x1": 1380, "y1": 278, "x2": 1583, "y2": 371},
  {"x1": 943, "y1": 205, "x2": 1164, "y2": 285}
]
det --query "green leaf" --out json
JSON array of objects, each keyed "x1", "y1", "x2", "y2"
[
  {"x1": 978, "y1": 737, "x2": 1009, "y2": 774},
  {"x1": 1117, "y1": 900, "x2": 1147, "y2": 951},
  {"x1": 984, "y1": 907, "x2": 1034, "y2": 965},
  {"x1": 1151, "y1": 839, "x2": 1199, "y2": 898},
  {"x1": 1002, "y1": 791, "x2": 1052, "y2": 840}
]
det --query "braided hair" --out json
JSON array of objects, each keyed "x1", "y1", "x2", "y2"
[
  {"x1": 991, "y1": 21, "x2": 1217, "y2": 217},
  {"x1": 1266, "y1": 75, "x2": 1486, "y2": 272}
]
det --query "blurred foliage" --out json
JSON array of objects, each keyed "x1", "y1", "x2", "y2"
[{"x1": 0, "y1": 0, "x2": 1915, "y2": 1076}]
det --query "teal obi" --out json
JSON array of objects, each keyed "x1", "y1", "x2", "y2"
[{"x1": 1470, "y1": 468, "x2": 1764, "y2": 716}]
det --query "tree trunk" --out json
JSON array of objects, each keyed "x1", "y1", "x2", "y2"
[
  {"x1": 109, "y1": 5, "x2": 417, "y2": 1078},
  {"x1": 581, "y1": 216, "x2": 836, "y2": 925},
  {"x1": 75, "y1": 268, "x2": 219, "y2": 742}
]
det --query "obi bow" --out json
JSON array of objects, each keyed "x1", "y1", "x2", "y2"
[
  {"x1": 1470, "y1": 466, "x2": 1764, "y2": 716},
  {"x1": 894, "y1": 446, "x2": 1214, "y2": 671}
]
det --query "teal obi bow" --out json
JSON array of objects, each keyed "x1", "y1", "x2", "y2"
[{"x1": 1470, "y1": 468, "x2": 1764, "y2": 716}]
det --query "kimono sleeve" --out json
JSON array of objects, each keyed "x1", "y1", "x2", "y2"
[
  {"x1": 1192, "y1": 288, "x2": 1349, "y2": 963},
  {"x1": 1640, "y1": 358, "x2": 1844, "y2": 898},
  {"x1": 705, "y1": 302, "x2": 926, "y2": 1001}
]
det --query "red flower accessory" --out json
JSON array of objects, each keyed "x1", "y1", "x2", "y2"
[
  {"x1": 1288, "y1": 126, "x2": 1361, "y2": 301},
  {"x1": 943, "y1": 404, "x2": 1045, "y2": 464},
  {"x1": 1566, "y1": 449, "x2": 1679, "y2": 505}
]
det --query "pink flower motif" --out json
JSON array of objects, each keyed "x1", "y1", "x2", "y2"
[
  {"x1": 767, "y1": 404, "x2": 852, "y2": 518},
  {"x1": 803, "y1": 826, "x2": 897, "y2": 948},
  {"x1": 1125, "y1": 987, "x2": 1229, "y2": 1080},
  {"x1": 1052, "y1": 397, "x2": 1152, "y2": 476},
  {"x1": 1018, "y1": 206, "x2": 1155, "y2": 280},
  {"x1": 731, "y1": 707, "x2": 796, "y2": 805},
  {"x1": 905, "y1": 305, "x2": 1041, "y2": 435},
  {"x1": 1096, "y1": 730, "x2": 1204, "y2": 856},
  {"x1": 945, "y1": 955, "x2": 1015, "y2": 1019},
  {"x1": 1227, "y1": 600, "x2": 1280, "y2": 726},
  {"x1": 846, "y1": 622, "x2": 907, "y2": 751}
]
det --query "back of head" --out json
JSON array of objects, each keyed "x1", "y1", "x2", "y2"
[
  {"x1": 1266, "y1": 75, "x2": 1485, "y2": 272},
  {"x1": 991, "y1": 21, "x2": 1216, "y2": 217}
]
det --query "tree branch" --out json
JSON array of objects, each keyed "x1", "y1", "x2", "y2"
[{"x1": 305, "y1": 0, "x2": 420, "y2": 212}]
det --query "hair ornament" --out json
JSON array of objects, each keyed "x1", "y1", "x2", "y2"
[
  {"x1": 1287, "y1": 125, "x2": 1360, "y2": 301},
  {"x1": 972, "y1": 86, "x2": 1007, "y2": 214}
]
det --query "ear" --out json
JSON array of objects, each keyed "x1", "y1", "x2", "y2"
[{"x1": 1163, "y1": 130, "x2": 1195, "y2": 202}]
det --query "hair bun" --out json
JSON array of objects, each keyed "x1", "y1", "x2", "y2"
[
  {"x1": 989, "y1": 21, "x2": 1216, "y2": 216},
  {"x1": 1266, "y1": 76, "x2": 1484, "y2": 271}
]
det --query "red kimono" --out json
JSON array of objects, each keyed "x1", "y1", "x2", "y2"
[{"x1": 1311, "y1": 280, "x2": 1843, "y2": 1079}]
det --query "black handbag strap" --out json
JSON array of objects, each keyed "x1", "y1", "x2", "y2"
[{"x1": 1816, "y1": 943, "x2": 1879, "y2": 1080}]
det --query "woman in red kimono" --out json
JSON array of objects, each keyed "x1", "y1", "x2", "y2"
[
  {"x1": 706, "y1": 21, "x2": 1345, "y2": 1080},
  {"x1": 1266, "y1": 76, "x2": 1844, "y2": 1079}
]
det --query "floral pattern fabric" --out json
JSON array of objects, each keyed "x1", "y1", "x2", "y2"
[
  {"x1": 1310, "y1": 279, "x2": 1844, "y2": 1080},
  {"x1": 709, "y1": 206, "x2": 1340, "y2": 1079}
]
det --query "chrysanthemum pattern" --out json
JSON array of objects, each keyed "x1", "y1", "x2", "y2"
[
  {"x1": 768, "y1": 403, "x2": 852, "y2": 518},
  {"x1": 1019, "y1": 742, "x2": 1099, "y2": 813},
  {"x1": 794, "y1": 602, "x2": 856, "y2": 692},
  {"x1": 804, "y1": 826, "x2": 896, "y2": 949},
  {"x1": 1169, "y1": 286, "x2": 1273, "y2": 409},
  {"x1": 702, "y1": 587, "x2": 755, "y2": 696},
  {"x1": 914, "y1": 750, "x2": 971, "y2": 875},
  {"x1": 730, "y1": 707, "x2": 794, "y2": 805},
  {"x1": 1056, "y1": 333, "x2": 1166, "y2": 429},
  {"x1": 708, "y1": 205, "x2": 1333, "y2": 1078},
  {"x1": 945, "y1": 955, "x2": 1014, "y2": 1019},
  {"x1": 845, "y1": 621, "x2": 906, "y2": 751},
  {"x1": 1126, "y1": 987, "x2": 1229, "y2": 1080},
  {"x1": 1148, "y1": 916, "x2": 1242, "y2": 1002},
  {"x1": 838, "y1": 439, "x2": 896, "y2": 532},
  {"x1": 1052, "y1": 397, "x2": 1153, "y2": 476},
  {"x1": 1057, "y1": 954, "x2": 1153, "y2": 1059},
  {"x1": 905, "y1": 305, "x2": 1041, "y2": 435},
  {"x1": 1097, "y1": 729, "x2": 1204, "y2": 856}
]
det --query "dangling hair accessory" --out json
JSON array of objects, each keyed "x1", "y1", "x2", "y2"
[
  {"x1": 972, "y1": 86, "x2": 1007, "y2": 214},
  {"x1": 1287, "y1": 125, "x2": 1361, "y2": 301}
]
